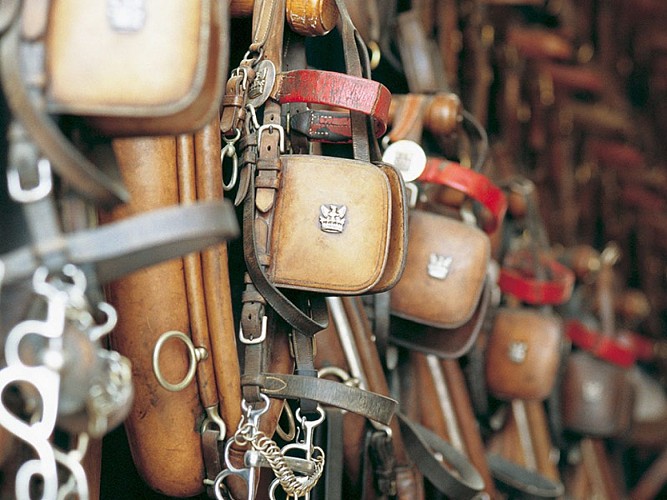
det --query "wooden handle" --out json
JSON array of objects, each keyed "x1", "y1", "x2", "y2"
[{"x1": 286, "y1": 0, "x2": 338, "y2": 37}]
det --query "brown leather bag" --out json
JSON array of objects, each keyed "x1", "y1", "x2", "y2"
[
  {"x1": 45, "y1": 0, "x2": 228, "y2": 136},
  {"x1": 561, "y1": 350, "x2": 635, "y2": 437},
  {"x1": 485, "y1": 307, "x2": 563, "y2": 401}
]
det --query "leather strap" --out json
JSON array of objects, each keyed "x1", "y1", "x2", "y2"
[
  {"x1": 565, "y1": 320, "x2": 636, "y2": 368},
  {"x1": 0, "y1": 0, "x2": 19, "y2": 35},
  {"x1": 1, "y1": 201, "x2": 239, "y2": 285},
  {"x1": 486, "y1": 453, "x2": 564, "y2": 499},
  {"x1": 419, "y1": 157, "x2": 507, "y2": 234},
  {"x1": 273, "y1": 69, "x2": 391, "y2": 136},
  {"x1": 0, "y1": 15, "x2": 128, "y2": 206},
  {"x1": 244, "y1": 372, "x2": 397, "y2": 426},
  {"x1": 397, "y1": 412, "x2": 485, "y2": 499},
  {"x1": 289, "y1": 109, "x2": 384, "y2": 143},
  {"x1": 498, "y1": 258, "x2": 575, "y2": 305}
]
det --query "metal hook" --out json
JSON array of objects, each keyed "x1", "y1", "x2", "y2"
[
  {"x1": 88, "y1": 302, "x2": 118, "y2": 342},
  {"x1": 7, "y1": 157, "x2": 53, "y2": 203},
  {"x1": 368, "y1": 40, "x2": 382, "y2": 71},
  {"x1": 222, "y1": 129, "x2": 241, "y2": 192},
  {"x1": 275, "y1": 402, "x2": 297, "y2": 442},
  {"x1": 152, "y1": 331, "x2": 208, "y2": 392}
]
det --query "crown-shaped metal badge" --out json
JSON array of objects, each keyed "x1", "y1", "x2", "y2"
[
  {"x1": 427, "y1": 253, "x2": 453, "y2": 280},
  {"x1": 582, "y1": 380, "x2": 604, "y2": 403},
  {"x1": 107, "y1": 0, "x2": 146, "y2": 32},
  {"x1": 319, "y1": 204, "x2": 347, "y2": 233},
  {"x1": 508, "y1": 341, "x2": 529, "y2": 364}
]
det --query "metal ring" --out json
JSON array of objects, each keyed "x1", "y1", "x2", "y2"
[
  {"x1": 368, "y1": 40, "x2": 382, "y2": 70},
  {"x1": 152, "y1": 331, "x2": 207, "y2": 392}
]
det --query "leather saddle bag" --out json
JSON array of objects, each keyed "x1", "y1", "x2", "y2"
[
  {"x1": 485, "y1": 307, "x2": 563, "y2": 401},
  {"x1": 561, "y1": 349, "x2": 635, "y2": 437},
  {"x1": 44, "y1": 0, "x2": 227, "y2": 136},
  {"x1": 389, "y1": 158, "x2": 506, "y2": 358}
]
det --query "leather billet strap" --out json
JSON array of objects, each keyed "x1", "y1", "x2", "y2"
[
  {"x1": 272, "y1": 69, "x2": 391, "y2": 135},
  {"x1": 0, "y1": 10, "x2": 129, "y2": 207},
  {"x1": 1, "y1": 201, "x2": 239, "y2": 286},
  {"x1": 289, "y1": 109, "x2": 384, "y2": 143},
  {"x1": 486, "y1": 453, "x2": 564, "y2": 499},
  {"x1": 566, "y1": 320, "x2": 636, "y2": 368},
  {"x1": 419, "y1": 157, "x2": 508, "y2": 234},
  {"x1": 242, "y1": 372, "x2": 397, "y2": 425},
  {"x1": 397, "y1": 412, "x2": 485, "y2": 499},
  {"x1": 498, "y1": 257, "x2": 575, "y2": 306},
  {"x1": 0, "y1": 0, "x2": 19, "y2": 35}
]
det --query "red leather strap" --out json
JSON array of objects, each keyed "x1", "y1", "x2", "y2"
[
  {"x1": 566, "y1": 320, "x2": 636, "y2": 368},
  {"x1": 617, "y1": 330, "x2": 663, "y2": 361},
  {"x1": 273, "y1": 69, "x2": 391, "y2": 136},
  {"x1": 418, "y1": 157, "x2": 507, "y2": 234},
  {"x1": 498, "y1": 257, "x2": 575, "y2": 305}
]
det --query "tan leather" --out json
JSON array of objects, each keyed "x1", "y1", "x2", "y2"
[
  {"x1": 46, "y1": 0, "x2": 226, "y2": 136},
  {"x1": 269, "y1": 155, "x2": 391, "y2": 294},
  {"x1": 485, "y1": 307, "x2": 563, "y2": 401},
  {"x1": 286, "y1": 0, "x2": 338, "y2": 37},
  {"x1": 391, "y1": 210, "x2": 490, "y2": 328},
  {"x1": 561, "y1": 351, "x2": 635, "y2": 437},
  {"x1": 102, "y1": 136, "x2": 206, "y2": 497}
]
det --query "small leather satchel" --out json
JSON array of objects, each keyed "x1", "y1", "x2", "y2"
[
  {"x1": 485, "y1": 307, "x2": 563, "y2": 401},
  {"x1": 45, "y1": 0, "x2": 227, "y2": 136},
  {"x1": 389, "y1": 158, "x2": 506, "y2": 358}
]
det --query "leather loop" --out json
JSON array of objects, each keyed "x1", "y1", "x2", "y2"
[
  {"x1": 419, "y1": 157, "x2": 507, "y2": 233},
  {"x1": 289, "y1": 109, "x2": 384, "y2": 143},
  {"x1": 498, "y1": 258, "x2": 575, "y2": 305},
  {"x1": 486, "y1": 453, "x2": 564, "y2": 499},
  {"x1": 397, "y1": 412, "x2": 485, "y2": 499},
  {"x1": 274, "y1": 69, "x2": 391, "y2": 136},
  {"x1": 250, "y1": 372, "x2": 397, "y2": 425},
  {"x1": 1, "y1": 201, "x2": 239, "y2": 285},
  {"x1": 566, "y1": 320, "x2": 636, "y2": 368}
]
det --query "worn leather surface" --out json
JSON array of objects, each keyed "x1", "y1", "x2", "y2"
[
  {"x1": 102, "y1": 136, "x2": 206, "y2": 497},
  {"x1": 486, "y1": 307, "x2": 563, "y2": 401},
  {"x1": 46, "y1": 0, "x2": 227, "y2": 136},
  {"x1": 270, "y1": 155, "x2": 391, "y2": 293},
  {"x1": 391, "y1": 209, "x2": 490, "y2": 328}
]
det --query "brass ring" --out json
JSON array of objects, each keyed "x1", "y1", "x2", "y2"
[
  {"x1": 368, "y1": 40, "x2": 382, "y2": 70},
  {"x1": 152, "y1": 331, "x2": 207, "y2": 392}
]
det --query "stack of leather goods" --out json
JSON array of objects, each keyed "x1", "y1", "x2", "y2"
[{"x1": 0, "y1": 0, "x2": 665, "y2": 499}]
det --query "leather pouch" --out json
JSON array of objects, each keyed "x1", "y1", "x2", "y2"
[
  {"x1": 45, "y1": 0, "x2": 227, "y2": 136},
  {"x1": 390, "y1": 209, "x2": 490, "y2": 329},
  {"x1": 485, "y1": 307, "x2": 563, "y2": 401},
  {"x1": 561, "y1": 350, "x2": 635, "y2": 437},
  {"x1": 268, "y1": 155, "x2": 395, "y2": 294}
]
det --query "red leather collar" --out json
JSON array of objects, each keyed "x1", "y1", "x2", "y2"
[
  {"x1": 418, "y1": 157, "x2": 507, "y2": 234},
  {"x1": 499, "y1": 256, "x2": 575, "y2": 305},
  {"x1": 273, "y1": 69, "x2": 391, "y2": 136},
  {"x1": 566, "y1": 320, "x2": 636, "y2": 368}
]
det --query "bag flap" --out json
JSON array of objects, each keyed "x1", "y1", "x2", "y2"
[
  {"x1": 269, "y1": 155, "x2": 391, "y2": 294},
  {"x1": 390, "y1": 209, "x2": 490, "y2": 328}
]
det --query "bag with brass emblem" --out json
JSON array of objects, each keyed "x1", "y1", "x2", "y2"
[
  {"x1": 485, "y1": 307, "x2": 563, "y2": 401},
  {"x1": 389, "y1": 157, "x2": 507, "y2": 358},
  {"x1": 44, "y1": 0, "x2": 228, "y2": 136}
]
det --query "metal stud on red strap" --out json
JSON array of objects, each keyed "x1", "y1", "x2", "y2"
[
  {"x1": 417, "y1": 157, "x2": 507, "y2": 234},
  {"x1": 566, "y1": 320, "x2": 637, "y2": 368}
]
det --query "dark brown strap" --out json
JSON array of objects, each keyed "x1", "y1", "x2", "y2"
[
  {"x1": 486, "y1": 453, "x2": 565, "y2": 499},
  {"x1": 397, "y1": 412, "x2": 485, "y2": 499},
  {"x1": 0, "y1": 17, "x2": 129, "y2": 206},
  {"x1": 1, "y1": 201, "x2": 239, "y2": 285},
  {"x1": 244, "y1": 372, "x2": 397, "y2": 425}
]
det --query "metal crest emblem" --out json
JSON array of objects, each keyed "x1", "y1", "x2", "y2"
[
  {"x1": 508, "y1": 341, "x2": 529, "y2": 364},
  {"x1": 319, "y1": 205, "x2": 347, "y2": 233},
  {"x1": 107, "y1": 0, "x2": 146, "y2": 32},
  {"x1": 427, "y1": 253, "x2": 453, "y2": 280},
  {"x1": 582, "y1": 380, "x2": 604, "y2": 403},
  {"x1": 248, "y1": 60, "x2": 276, "y2": 108},
  {"x1": 382, "y1": 140, "x2": 427, "y2": 183}
]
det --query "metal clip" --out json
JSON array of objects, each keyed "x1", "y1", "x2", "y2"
[
  {"x1": 7, "y1": 157, "x2": 53, "y2": 203},
  {"x1": 222, "y1": 128, "x2": 241, "y2": 191},
  {"x1": 152, "y1": 331, "x2": 208, "y2": 392}
]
